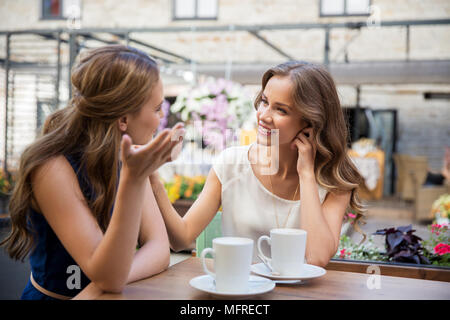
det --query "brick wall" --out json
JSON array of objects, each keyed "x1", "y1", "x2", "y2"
[{"x1": 0, "y1": 0, "x2": 449, "y2": 173}]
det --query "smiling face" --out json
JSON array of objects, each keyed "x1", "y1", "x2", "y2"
[
  {"x1": 256, "y1": 75, "x2": 308, "y2": 147},
  {"x1": 118, "y1": 78, "x2": 165, "y2": 145}
]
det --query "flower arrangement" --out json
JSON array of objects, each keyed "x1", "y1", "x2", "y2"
[
  {"x1": 343, "y1": 211, "x2": 357, "y2": 225},
  {"x1": 431, "y1": 194, "x2": 450, "y2": 225},
  {"x1": 164, "y1": 175, "x2": 206, "y2": 203},
  {"x1": 157, "y1": 99, "x2": 171, "y2": 132},
  {"x1": 335, "y1": 223, "x2": 450, "y2": 267},
  {"x1": 169, "y1": 77, "x2": 254, "y2": 150},
  {"x1": 334, "y1": 234, "x2": 387, "y2": 262},
  {"x1": 422, "y1": 223, "x2": 450, "y2": 266}
]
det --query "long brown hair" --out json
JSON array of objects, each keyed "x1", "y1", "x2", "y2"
[
  {"x1": 255, "y1": 61, "x2": 366, "y2": 236},
  {"x1": 1, "y1": 45, "x2": 160, "y2": 261}
]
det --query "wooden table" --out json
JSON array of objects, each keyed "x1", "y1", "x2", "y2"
[{"x1": 93, "y1": 257, "x2": 450, "y2": 300}]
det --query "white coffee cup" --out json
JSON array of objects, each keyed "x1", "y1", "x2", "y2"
[
  {"x1": 201, "y1": 237, "x2": 254, "y2": 293},
  {"x1": 257, "y1": 228, "x2": 307, "y2": 276}
]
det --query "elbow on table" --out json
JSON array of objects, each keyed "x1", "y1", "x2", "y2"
[
  {"x1": 160, "y1": 251, "x2": 171, "y2": 272},
  {"x1": 170, "y1": 239, "x2": 191, "y2": 253},
  {"x1": 308, "y1": 258, "x2": 328, "y2": 269},
  {"x1": 307, "y1": 254, "x2": 331, "y2": 268},
  {"x1": 170, "y1": 244, "x2": 187, "y2": 253},
  {"x1": 85, "y1": 269, "x2": 127, "y2": 294},
  {"x1": 94, "y1": 279, "x2": 126, "y2": 294}
]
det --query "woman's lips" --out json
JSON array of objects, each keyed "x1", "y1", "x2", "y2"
[{"x1": 258, "y1": 125, "x2": 276, "y2": 136}]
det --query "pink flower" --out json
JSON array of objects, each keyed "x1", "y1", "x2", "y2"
[
  {"x1": 347, "y1": 213, "x2": 356, "y2": 219},
  {"x1": 434, "y1": 243, "x2": 450, "y2": 256},
  {"x1": 339, "y1": 249, "x2": 351, "y2": 259},
  {"x1": 430, "y1": 223, "x2": 449, "y2": 235}
]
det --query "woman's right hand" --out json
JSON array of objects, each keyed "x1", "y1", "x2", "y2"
[{"x1": 121, "y1": 123, "x2": 185, "y2": 181}]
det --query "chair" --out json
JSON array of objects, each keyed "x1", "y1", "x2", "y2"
[
  {"x1": 349, "y1": 148, "x2": 385, "y2": 200},
  {"x1": 195, "y1": 212, "x2": 222, "y2": 258},
  {"x1": 393, "y1": 154, "x2": 428, "y2": 201},
  {"x1": 393, "y1": 153, "x2": 449, "y2": 221}
]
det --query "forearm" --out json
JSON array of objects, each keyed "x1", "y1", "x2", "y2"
[
  {"x1": 127, "y1": 241, "x2": 170, "y2": 284},
  {"x1": 299, "y1": 174, "x2": 336, "y2": 267},
  {"x1": 150, "y1": 176, "x2": 191, "y2": 251},
  {"x1": 74, "y1": 241, "x2": 170, "y2": 300},
  {"x1": 87, "y1": 174, "x2": 146, "y2": 291}
]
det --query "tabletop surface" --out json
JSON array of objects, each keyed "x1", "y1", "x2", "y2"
[{"x1": 95, "y1": 257, "x2": 450, "y2": 300}]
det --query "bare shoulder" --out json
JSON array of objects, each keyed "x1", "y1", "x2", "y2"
[
  {"x1": 31, "y1": 155, "x2": 85, "y2": 211},
  {"x1": 32, "y1": 155, "x2": 74, "y2": 180}
]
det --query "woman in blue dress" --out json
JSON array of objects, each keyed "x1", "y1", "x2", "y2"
[{"x1": 0, "y1": 45, "x2": 184, "y2": 299}]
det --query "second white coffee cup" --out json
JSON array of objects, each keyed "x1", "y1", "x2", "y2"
[
  {"x1": 257, "y1": 228, "x2": 307, "y2": 276},
  {"x1": 201, "y1": 237, "x2": 254, "y2": 293}
]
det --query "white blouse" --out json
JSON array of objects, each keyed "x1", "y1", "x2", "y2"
[{"x1": 212, "y1": 143, "x2": 329, "y2": 261}]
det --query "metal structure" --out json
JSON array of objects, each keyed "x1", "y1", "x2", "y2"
[{"x1": 0, "y1": 18, "x2": 449, "y2": 177}]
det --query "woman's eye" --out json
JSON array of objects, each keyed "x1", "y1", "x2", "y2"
[
  {"x1": 261, "y1": 100, "x2": 268, "y2": 106},
  {"x1": 278, "y1": 108, "x2": 287, "y2": 114}
]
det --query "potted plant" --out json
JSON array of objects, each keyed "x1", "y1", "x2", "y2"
[
  {"x1": 335, "y1": 223, "x2": 450, "y2": 267},
  {"x1": 164, "y1": 175, "x2": 207, "y2": 217},
  {"x1": 422, "y1": 223, "x2": 450, "y2": 267},
  {"x1": 373, "y1": 224, "x2": 430, "y2": 264},
  {"x1": 334, "y1": 234, "x2": 387, "y2": 262},
  {"x1": 0, "y1": 168, "x2": 14, "y2": 215}
]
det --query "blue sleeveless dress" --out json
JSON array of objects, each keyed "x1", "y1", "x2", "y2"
[{"x1": 21, "y1": 153, "x2": 119, "y2": 300}]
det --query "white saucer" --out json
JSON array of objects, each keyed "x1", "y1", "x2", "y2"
[
  {"x1": 251, "y1": 263, "x2": 326, "y2": 281},
  {"x1": 189, "y1": 275, "x2": 275, "y2": 299}
]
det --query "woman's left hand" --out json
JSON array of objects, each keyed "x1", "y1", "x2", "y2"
[{"x1": 291, "y1": 127, "x2": 316, "y2": 179}]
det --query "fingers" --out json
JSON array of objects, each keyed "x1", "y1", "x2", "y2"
[
  {"x1": 291, "y1": 127, "x2": 315, "y2": 152},
  {"x1": 160, "y1": 124, "x2": 185, "y2": 162},
  {"x1": 161, "y1": 138, "x2": 183, "y2": 162},
  {"x1": 139, "y1": 129, "x2": 171, "y2": 155},
  {"x1": 290, "y1": 138, "x2": 301, "y2": 150},
  {"x1": 172, "y1": 122, "x2": 185, "y2": 133},
  {"x1": 168, "y1": 123, "x2": 186, "y2": 147},
  {"x1": 132, "y1": 123, "x2": 185, "y2": 168},
  {"x1": 153, "y1": 123, "x2": 185, "y2": 157},
  {"x1": 151, "y1": 129, "x2": 171, "y2": 148},
  {"x1": 120, "y1": 134, "x2": 134, "y2": 162}
]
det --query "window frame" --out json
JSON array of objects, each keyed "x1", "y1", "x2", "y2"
[
  {"x1": 319, "y1": 0, "x2": 372, "y2": 17},
  {"x1": 40, "y1": 0, "x2": 82, "y2": 21},
  {"x1": 41, "y1": 0, "x2": 65, "y2": 20},
  {"x1": 172, "y1": 0, "x2": 219, "y2": 21}
]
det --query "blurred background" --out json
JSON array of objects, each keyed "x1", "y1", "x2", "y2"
[{"x1": 0, "y1": 0, "x2": 449, "y2": 299}]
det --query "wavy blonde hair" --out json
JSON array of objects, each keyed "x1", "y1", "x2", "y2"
[
  {"x1": 1, "y1": 45, "x2": 159, "y2": 261},
  {"x1": 255, "y1": 61, "x2": 366, "y2": 236}
]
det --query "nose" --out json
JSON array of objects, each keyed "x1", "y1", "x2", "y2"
[{"x1": 258, "y1": 104, "x2": 273, "y2": 124}]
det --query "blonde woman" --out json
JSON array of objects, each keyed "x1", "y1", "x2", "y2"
[
  {"x1": 151, "y1": 61, "x2": 365, "y2": 267},
  {"x1": 1, "y1": 45, "x2": 184, "y2": 299}
]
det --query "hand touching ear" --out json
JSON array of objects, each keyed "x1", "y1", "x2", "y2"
[{"x1": 290, "y1": 127, "x2": 316, "y2": 179}]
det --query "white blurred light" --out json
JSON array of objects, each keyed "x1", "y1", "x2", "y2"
[{"x1": 183, "y1": 71, "x2": 194, "y2": 82}]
